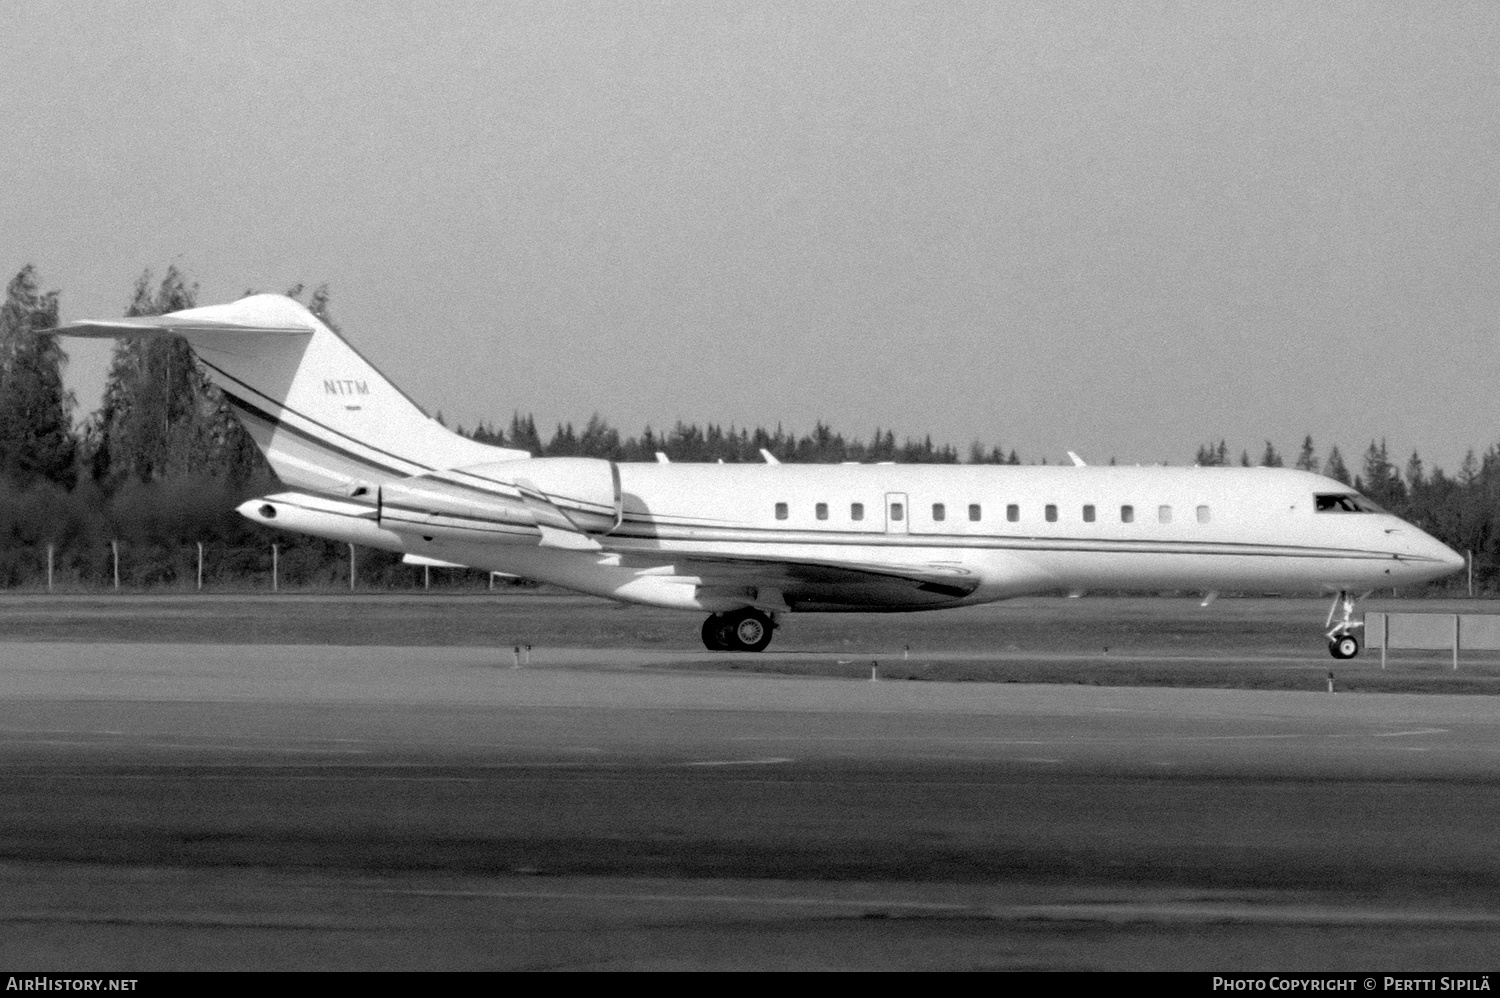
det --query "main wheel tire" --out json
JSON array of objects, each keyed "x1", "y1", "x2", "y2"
[
  {"x1": 702, "y1": 609, "x2": 775, "y2": 652},
  {"x1": 728, "y1": 610, "x2": 773, "y2": 653},
  {"x1": 701, "y1": 614, "x2": 730, "y2": 651},
  {"x1": 1329, "y1": 634, "x2": 1360, "y2": 660}
]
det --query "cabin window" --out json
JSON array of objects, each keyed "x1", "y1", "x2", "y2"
[
  {"x1": 1045, "y1": 504, "x2": 1058, "y2": 522},
  {"x1": 968, "y1": 503, "x2": 982, "y2": 521},
  {"x1": 1315, "y1": 493, "x2": 1383, "y2": 513},
  {"x1": 851, "y1": 502, "x2": 864, "y2": 521},
  {"x1": 1006, "y1": 504, "x2": 1019, "y2": 522},
  {"x1": 1083, "y1": 504, "x2": 1096, "y2": 523},
  {"x1": 775, "y1": 502, "x2": 788, "y2": 520},
  {"x1": 932, "y1": 503, "x2": 945, "y2": 522},
  {"x1": 1121, "y1": 505, "x2": 1134, "y2": 523},
  {"x1": 1196, "y1": 505, "x2": 1211, "y2": 523},
  {"x1": 1158, "y1": 505, "x2": 1173, "y2": 524},
  {"x1": 890, "y1": 502, "x2": 904, "y2": 522},
  {"x1": 815, "y1": 502, "x2": 828, "y2": 520}
]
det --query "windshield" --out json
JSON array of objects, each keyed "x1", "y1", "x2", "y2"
[{"x1": 1314, "y1": 493, "x2": 1385, "y2": 513}]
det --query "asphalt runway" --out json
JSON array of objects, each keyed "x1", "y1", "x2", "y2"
[{"x1": 2, "y1": 635, "x2": 1500, "y2": 970}]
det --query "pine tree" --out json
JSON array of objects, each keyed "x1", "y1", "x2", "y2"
[
  {"x1": 968, "y1": 442, "x2": 1010, "y2": 464},
  {"x1": 469, "y1": 420, "x2": 505, "y2": 445},
  {"x1": 1459, "y1": 449, "x2": 1479, "y2": 486},
  {"x1": 304, "y1": 284, "x2": 341, "y2": 335},
  {"x1": 1260, "y1": 441, "x2": 1283, "y2": 467},
  {"x1": 1360, "y1": 439, "x2": 1406, "y2": 507},
  {"x1": 578, "y1": 413, "x2": 622, "y2": 459},
  {"x1": 0, "y1": 266, "x2": 76, "y2": 488},
  {"x1": 508, "y1": 412, "x2": 542, "y2": 455},
  {"x1": 1194, "y1": 440, "x2": 1230, "y2": 466},
  {"x1": 1294, "y1": 436, "x2": 1319, "y2": 473},
  {"x1": 282, "y1": 282, "x2": 343, "y2": 334},
  {"x1": 1325, "y1": 445, "x2": 1351, "y2": 484},
  {"x1": 732, "y1": 426, "x2": 754, "y2": 462},
  {"x1": 1405, "y1": 451, "x2": 1425, "y2": 491},
  {"x1": 798, "y1": 421, "x2": 845, "y2": 463},
  {"x1": 546, "y1": 422, "x2": 578, "y2": 456},
  {"x1": 629, "y1": 424, "x2": 657, "y2": 461},
  {"x1": 87, "y1": 267, "x2": 270, "y2": 487},
  {"x1": 87, "y1": 267, "x2": 208, "y2": 483},
  {"x1": 667, "y1": 421, "x2": 708, "y2": 462}
]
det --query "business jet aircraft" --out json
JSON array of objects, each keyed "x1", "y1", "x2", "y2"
[{"x1": 52, "y1": 294, "x2": 1465, "y2": 658}]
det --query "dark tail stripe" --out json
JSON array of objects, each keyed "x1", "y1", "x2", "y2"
[
  {"x1": 210, "y1": 363, "x2": 562, "y2": 507},
  {"x1": 203, "y1": 359, "x2": 435, "y2": 475},
  {"x1": 222, "y1": 392, "x2": 410, "y2": 479}
]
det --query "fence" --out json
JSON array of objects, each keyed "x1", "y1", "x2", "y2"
[
  {"x1": 13, "y1": 540, "x2": 512, "y2": 593},
  {"x1": 1364, "y1": 610, "x2": 1500, "y2": 669}
]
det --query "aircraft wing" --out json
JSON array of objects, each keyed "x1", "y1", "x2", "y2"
[
  {"x1": 670, "y1": 552, "x2": 981, "y2": 612},
  {"x1": 374, "y1": 467, "x2": 982, "y2": 609}
]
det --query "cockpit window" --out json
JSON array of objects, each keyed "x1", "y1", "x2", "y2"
[{"x1": 1315, "y1": 493, "x2": 1384, "y2": 513}]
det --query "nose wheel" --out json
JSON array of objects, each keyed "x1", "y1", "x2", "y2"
[
  {"x1": 701, "y1": 608, "x2": 775, "y2": 652},
  {"x1": 1328, "y1": 633, "x2": 1360, "y2": 659},
  {"x1": 1324, "y1": 590, "x2": 1366, "y2": 659}
]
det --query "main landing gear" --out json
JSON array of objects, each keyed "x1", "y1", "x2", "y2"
[
  {"x1": 1325, "y1": 590, "x2": 1366, "y2": 660},
  {"x1": 701, "y1": 608, "x2": 775, "y2": 652}
]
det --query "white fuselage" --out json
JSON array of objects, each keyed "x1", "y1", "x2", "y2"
[{"x1": 245, "y1": 463, "x2": 1464, "y2": 613}]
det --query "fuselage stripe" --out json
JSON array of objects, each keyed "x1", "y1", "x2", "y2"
[{"x1": 204, "y1": 360, "x2": 437, "y2": 474}]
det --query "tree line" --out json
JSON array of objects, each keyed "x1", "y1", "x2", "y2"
[{"x1": 0, "y1": 263, "x2": 1495, "y2": 592}]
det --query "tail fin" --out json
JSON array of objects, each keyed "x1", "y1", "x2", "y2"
[{"x1": 52, "y1": 293, "x2": 530, "y2": 493}]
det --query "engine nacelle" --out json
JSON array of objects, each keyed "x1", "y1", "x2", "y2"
[{"x1": 238, "y1": 493, "x2": 406, "y2": 551}]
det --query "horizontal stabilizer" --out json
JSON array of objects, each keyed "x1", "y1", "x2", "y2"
[{"x1": 47, "y1": 314, "x2": 312, "y2": 339}]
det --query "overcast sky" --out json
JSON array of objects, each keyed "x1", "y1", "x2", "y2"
[{"x1": 4, "y1": 2, "x2": 1497, "y2": 471}]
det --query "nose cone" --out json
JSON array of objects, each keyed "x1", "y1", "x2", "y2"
[
  {"x1": 1402, "y1": 529, "x2": 1466, "y2": 581},
  {"x1": 1438, "y1": 540, "x2": 1467, "y2": 574}
]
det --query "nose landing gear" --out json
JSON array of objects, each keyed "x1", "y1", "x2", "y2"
[
  {"x1": 1325, "y1": 590, "x2": 1366, "y2": 659},
  {"x1": 701, "y1": 608, "x2": 775, "y2": 652}
]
